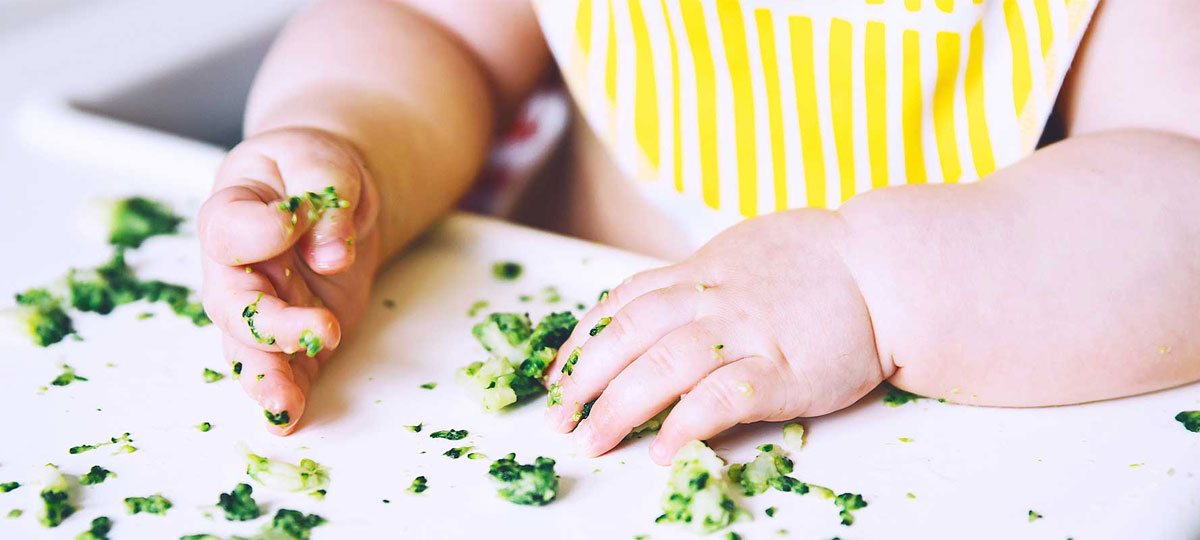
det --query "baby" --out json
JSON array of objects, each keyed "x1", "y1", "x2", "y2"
[{"x1": 197, "y1": 0, "x2": 1200, "y2": 465}]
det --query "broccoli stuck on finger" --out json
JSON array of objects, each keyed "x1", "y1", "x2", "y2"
[
  {"x1": 487, "y1": 453, "x2": 558, "y2": 506},
  {"x1": 458, "y1": 311, "x2": 577, "y2": 411},
  {"x1": 657, "y1": 441, "x2": 746, "y2": 534},
  {"x1": 264, "y1": 409, "x2": 291, "y2": 426},
  {"x1": 298, "y1": 330, "x2": 322, "y2": 357},
  {"x1": 244, "y1": 449, "x2": 330, "y2": 493},
  {"x1": 241, "y1": 294, "x2": 274, "y2": 345}
]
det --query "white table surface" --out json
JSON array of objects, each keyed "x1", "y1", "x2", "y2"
[{"x1": 0, "y1": 1, "x2": 1197, "y2": 539}]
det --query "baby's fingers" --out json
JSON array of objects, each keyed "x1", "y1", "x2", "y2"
[
  {"x1": 223, "y1": 336, "x2": 306, "y2": 435},
  {"x1": 649, "y1": 356, "x2": 791, "y2": 466},
  {"x1": 199, "y1": 183, "x2": 316, "y2": 266}
]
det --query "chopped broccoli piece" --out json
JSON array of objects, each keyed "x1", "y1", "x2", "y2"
[
  {"x1": 202, "y1": 368, "x2": 225, "y2": 383},
  {"x1": 217, "y1": 483, "x2": 260, "y2": 521},
  {"x1": 67, "y1": 250, "x2": 209, "y2": 326},
  {"x1": 244, "y1": 450, "x2": 330, "y2": 492},
  {"x1": 241, "y1": 294, "x2": 274, "y2": 345},
  {"x1": 420, "y1": 382, "x2": 437, "y2": 390},
  {"x1": 196, "y1": 422, "x2": 212, "y2": 432},
  {"x1": 69, "y1": 433, "x2": 133, "y2": 454},
  {"x1": 267, "y1": 508, "x2": 326, "y2": 540},
  {"x1": 598, "y1": 289, "x2": 609, "y2": 302},
  {"x1": 444, "y1": 446, "x2": 472, "y2": 459},
  {"x1": 309, "y1": 489, "x2": 326, "y2": 500},
  {"x1": 74, "y1": 515, "x2": 113, "y2": 540},
  {"x1": 1028, "y1": 510, "x2": 1043, "y2": 522},
  {"x1": 1175, "y1": 411, "x2": 1200, "y2": 432},
  {"x1": 487, "y1": 453, "x2": 558, "y2": 506},
  {"x1": 459, "y1": 311, "x2": 577, "y2": 411},
  {"x1": 765, "y1": 506, "x2": 776, "y2": 517},
  {"x1": 50, "y1": 364, "x2": 88, "y2": 387},
  {"x1": 629, "y1": 404, "x2": 674, "y2": 437},
  {"x1": 264, "y1": 409, "x2": 291, "y2": 426},
  {"x1": 546, "y1": 383, "x2": 562, "y2": 406},
  {"x1": 232, "y1": 362, "x2": 242, "y2": 378},
  {"x1": 492, "y1": 262, "x2": 523, "y2": 281},
  {"x1": 725, "y1": 533, "x2": 742, "y2": 540},
  {"x1": 561, "y1": 347, "x2": 581, "y2": 376},
  {"x1": 468, "y1": 452, "x2": 487, "y2": 460},
  {"x1": 405, "y1": 423, "x2": 423, "y2": 433},
  {"x1": 107, "y1": 196, "x2": 183, "y2": 248},
  {"x1": 138, "y1": 279, "x2": 209, "y2": 326},
  {"x1": 834, "y1": 493, "x2": 868, "y2": 525},
  {"x1": 306, "y1": 186, "x2": 351, "y2": 212},
  {"x1": 37, "y1": 464, "x2": 78, "y2": 526},
  {"x1": 429, "y1": 429, "x2": 468, "y2": 441},
  {"x1": 782, "y1": 423, "x2": 805, "y2": 451},
  {"x1": 0, "y1": 482, "x2": 18, "y2": 493},
  {"x1": 589, "y1": 316, "x2": 611, "y2": 336},
  {"x1": 79, "y1": 466, "x2": 115, "y2": 486},
  {"x1": 572, "y1": 400, "x2": 595, "y2": 422},
  {"x1": 7, "y1": 509, "x2": 21, "y2": 518},
  {"x1": 408, "y1": 476, "x2": 428, "y2": 494},
  {"x1": 656, "y1": 441, "x2": 745, "y2": 534},
  {"x1": 728, "y1": 444, "x2": 794, "y2": 496},
  {"x1": 8, "y1": 288, "x2": 75, "y2": 347},
  {"x1": 124, "y1": 494, "x2": 172, "y2": 515},
  {"x1": 298, "y1": 330, "x2": 322, "y2": 357},
  {"x1": 882, "y1": 383, "x2": 923, "y2": 407},
  {"x1": 467, "y1": 300, "x2": 490, "y2": 317},
  {"x1": 542, "y1": 286, "x2": 562, "y2": 303}
]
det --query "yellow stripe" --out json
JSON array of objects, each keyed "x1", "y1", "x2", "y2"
[
  {"x1": 755, "y1": 9, "x2": 787, "y2": 210},
  {"x1": 604, "y1": 0, "x2": 617, "y2": 104},
  {"x1": 628, "y1": 0, "x2": 659, "y2": 170},
  {"x1": 717, "y1": 1, "x2": 757, "y2": 217},
  {"x1": 936, "y1": 0, "x2": 954, "y2": 12},
  {"x1": 576, "y1": 0, "x2": 593, "y2": 56},
  {"x1": 661, "y1": 0, "x2": 683, "y2": 193},
  {"x1": 964, "y1": 22, "x2": 996, "y2": 177},
  {"x1": 1004, "y1": 0, "x2": 1032, "y2": 117},
  {"x1": 866, "y1": 0, "x2": 885, "y2": 4},
  {"x1": 681, "y1": 0, "x2": 720, "y2": 209},
  {"x1": 865, "y1": 21, "x2": 888, "y2": 189},
  {"x1": 902, "y1": 30, "x2": 927, "y2": 184},
  {"x1": 1034, "y1": 0, "x2": 1053, "y2": 58},
  {"x1": 829, "y1": 18, "x2": 855, "y2": 202},
  {"x1": 906, "y1": 0, "x2": 921, "y2": 11},
  {"x1": 933, "y1": 31, "x2": 962, "y2": 183},
  {"x1": 790, "y1": 16, "x2": 826, "y2": 208}
]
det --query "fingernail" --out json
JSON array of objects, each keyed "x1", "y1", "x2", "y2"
[
  {"x1": 309, "y1": 241, "x2": 347, "y2": 271},
  {"x1": 649, "y1": 439, "x2": 668, "y2": 463},
  {"x1": 573, "y1": 423, "x2": 594, "y2": 454}
]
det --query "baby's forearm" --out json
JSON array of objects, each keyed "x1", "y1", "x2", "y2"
[
  {"x1": 837, "y1": 129, "x2": 1200, "y2": 406},
  {"x1": 243, "y1": 0, "x2": 544, "y2": 264}
]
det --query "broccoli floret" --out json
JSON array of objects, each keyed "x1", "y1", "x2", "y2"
[
  {"x1": 444, "y1": 446, "x2": 472, "y2": 459},
  {"x1": 124, "y1": 494, "x2": 172, "y2": 515},
  {"x1": 882, "y1": 383, "x2": 923, "y2": 407},
  {"x1": 408, "y1": 476, "x2": 428, "y2": 494},
  {"x1": 1175, "y1": 411, "x2": 1200, "y2": 432},
  {"x1": 69, "y1": 433, "x2": 133, "y2": 455},
  {"x1": 79, "y1": 466, "x2": 115, "y2": 486},
  {"x1": 1028, "y1": 510, "x2": 1043, "y2": 522},
  {"x1": 217, "y1": 483, "x2": 260, "y2": 521},
  {"x1": 656, "y1": 441, "x2": 745, "y2": 534},
  {"x1": 264, "y1": 409, "x2": 290, "y2": 426},
  {"x1": 36, "y1": 464, "x2": 74, "y2": 528},
  {"x1": 106, "y1": 196, "x2": 183, "y2": 248},
  {"x1": 244, "y1": 449, "x2": 330, "y2": 493},
  {"x1": 589, "y1": 316, "x2": 611, "y2": 336},
  {"x1": 727, "y1": 444, "x2": 794, "y2": 496},
  {"x1": 0, "y1": 482, "x2": 18, "y2": 492},
  {"x1": 429, "y1": 429, "x2": 468, "y2": 441},
  {"x1": 267, "y1": 508, "x2": 326, "y2": 540},
  {"x1": 8, "y1": 289, "x2": 75, "y2": 347},
  {"x1": 492, "y1": 262, "x2": 523, "y2": 281},
  {"x1": 202, "y1": 368, "x2": 224, "y2": 383},
  {"x1": 459, "y1": 312, "x2": 577, "y2": 411},
  {"x1": 50, "y1": 364, "x2": 88, "y2": 387},
  {"x1": 298, "y1": 330, "x2": 322, "y2": 357},
  {"x1": 835, "y1": 493, "x2": 868, "y2": 525},
  {"x1": 487, "y1": 453, "x2": 558, "y2": 506},
  {"x1": 242, "y1": 294, "x2": 274, "y2": 345},
  {"x1": 67, "y1": 250, "x2": 209, "y2": 326},
  {"x1": 782, "y1": 423, "x2": 805, "y2": 451},
  {"x1": 138, "y1": 279, "x2": 210, "y2": 326},
  {"x1": 74, "y1": 515, "x2": 113, "y2": 540}
]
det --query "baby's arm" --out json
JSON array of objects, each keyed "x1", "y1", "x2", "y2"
[
  {"x1": 198, "y1": 0, "x2": 548, "y2": 433},
  {"x1": 838, "y1": 0, "x2": 1200, "y2": 406}
]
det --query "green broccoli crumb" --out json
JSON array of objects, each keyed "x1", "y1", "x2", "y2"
[
  {"x1": 267, "y1": 508, "x2": 326, "y2": 540},
  {"x1": 124, "y1": 494, "x2": 172, "y2": 515},
  {"x1": 444, "y1": 446, "x2": 472, "y2": 459},
  {"x1": 765, "y1": 507, "x2": 776, "y2": 517},
  {"x1": 429, "y1": 429, "x2": 468, "y2": 440},
  {"x1": 906, "y1": 492, "x2": 916, "y2": 499},
  {"x1": 561, "y1": 347, "x2": 582, "y2": 376},
  {"x1": 405, "y1": 423, "x2": 423, "y2": 433},
  {"x1": 408, "y1": 476, "x2": 428, "y2": 494},
  {"x1": 107, "y1": 196, "x2": 182, "y2": 248},
  {"x1": 1028, "y1": 510, "x2": 1043, "y2": 522},
  {"x1": 0, "y1": 482, "x2": 18, "y2": 493},
  {"x1": 216, "y1": 483, "x2": 260, "y2": 521},
  {"x1": 298, "y1": 330, "x2": 322, "y2": 357},
  {"x1": 50, "y1": 364, "x2": 88, "y2": 387},
  {"x1": 137, "y1": 312, "x2": 154, "y2": 320},
  {"x1": 244, "y1": 450, "x2": 330, "y2": 492},
  {"x1": 589, "y1": 316, "x2": 611, "y2": 336},
  {"x1": 309, "y1": 489, "x2": 326, "y2": 500},
  {"x1": 241, "y1": 294, "x2": 275, "y2": 345},
  {"x1": 547, "y1": 383, "x2": 562, "y2": 407},
  {"x1": 196, "y1": 422, "x2": 212, "y2": 432},
  {"x1": 74, "y1": 515, "x2": 113, "y2": 540},
  {"x1": 542, "y1": 286, "x2": 562, "y2": 303},
  {"x1": 257, "y1": 374, "x2": 265, "y2": 381},
  {"x1": 467, "y1": 452, "x2": 487, "y2": 460},
  {"x1": 420, "y1": 382, "x2": 437, "y2": 390},
  {"x1": 232, "y1": 362, "x2": 242, "y2": 379},
  {"x1": 264, "y1": 409, "x2": 291, "y2": 426},
  {"x1": 202, "y1": 368, "x2": 224, "y2": 383},
  {"x1": 834, "y1": 493, "x2": 868, "y2": 525},
  {"x1": 488, "y1": 453, "x2": 558, "y2": 506},
  {"x1": 6, "y1": 509, "x2": 20, "y2": 518},
  {"x1": 1175, "y1": 411, "x2": 1200, "y2": 432},
  {"x1": 11, "y1": 289, "x2": 75, "y2": 347},
  {"x1": 69, "y1": 433, "x2": 133, "y2": 454},
  {"x1": 492, "y1": 262, "x2": 523, "y2": 281},
  {"x1": 598, "y1": 289, "x2": 609, "y2": 302},
  {"x1": 467, "y1": 300, "x2": 489, "y2": 317},
  {"x1": 79, "y1": 466, "x2": 115, "y2": 486},
  {"x1": 725, "y1": 533, "x2": 742, "y2": 540},
  {"x1": 458, "y1": 311, "x2": 577, "y2": 411},
  {"x1": 572, "y1": 400, "x2": 595, "y2": 422},
  {"x1": 881, "y1": 383, "x2": 923, "y2": 407}
]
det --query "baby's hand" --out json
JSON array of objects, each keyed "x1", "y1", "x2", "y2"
[
  {"x1": 199, "y1": 128, "x2": 380, "y2": 435},
  {"x1": 545, "y1": 211, "x2": 887, "y2": 464}
]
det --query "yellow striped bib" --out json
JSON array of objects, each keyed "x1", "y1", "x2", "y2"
[{"x1": 534, "y1": 0, "x2": 1097, "y2": 241}]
